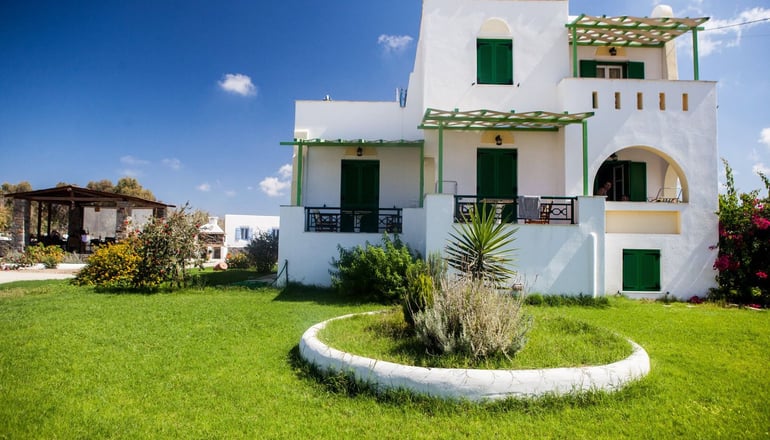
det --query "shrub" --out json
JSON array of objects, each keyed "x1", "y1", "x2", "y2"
[
  {"x1": 402, "y1": 253, "x2": 445, "y2": 326},
  {"x1": 73, "y1": 240, "x2": 140, "y2": 288},
  {"x1": 20, "y1": 243, "x2": 64, "y2": 268},
  {"x1": 226, "y1": 251, "x2": 250, "y2": 269},
  {"x1": 244, "y1": 230, "x2": 279, "y2": 273},
  {"x1": 133, "y1": 205, "x2": 203, "y2": 289},
  {"x1": 445, "y1": 203, "x2": 517, "y2": 285},
  {"x1": 712, "y1": 159, "x2": 770, "y2": 306},
  {"x1": 331, "y1": 234, "x2": 418, "y2": 303},
  {"x1": 412, "y1": 276, "x2": 532, "y2": 360}
]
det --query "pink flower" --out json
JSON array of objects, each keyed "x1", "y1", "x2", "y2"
[
  {"x1": 756, "y1": 271, "x2": 768, "y2": 279},
  {"x1": 713, "y1": 255, "x2": 731, "y2": 271},
  {"x1": 752, "y1": 216, "x2": 770, "y2": 230}
]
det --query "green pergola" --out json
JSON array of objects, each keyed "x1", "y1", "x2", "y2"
[
  {"x1": 419, "y1": 108, "x2": 594, "y2": 195},
  {"x1": 566, "y1": 14, "x2": 709, "y2": 80},
  {"x1": 280, "y1": 138, "x2": 425, "y2": 207}
]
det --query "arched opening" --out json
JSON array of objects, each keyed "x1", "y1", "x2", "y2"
[
  {"x1": 478, "y1": 18, "x2": 512, "y2": 37},
  {"x1": 593, "y1": 146, "x2": 688, "y2": 202}
]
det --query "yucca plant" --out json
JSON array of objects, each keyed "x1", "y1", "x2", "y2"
[{"x1": 445, "y1": 203, "x2": 517, "y2": 285}]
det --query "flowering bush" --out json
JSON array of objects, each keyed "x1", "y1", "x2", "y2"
[
  {"x1": 226, "y1": 251, "x2": 250, "y2": 269},
  {"x1": 712, "y1": 160, "x2": 770, "y2": 306},
  {"x1": 20, "y1": 243, "x2": 64, "y2": 268},
  {"x1": 73, "y1": 240, "x2": 140, "y2": 288}
]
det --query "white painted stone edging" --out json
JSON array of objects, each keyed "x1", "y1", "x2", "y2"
[{"x1": 299, "y1": 312, "x2": 650, "y2": 402}]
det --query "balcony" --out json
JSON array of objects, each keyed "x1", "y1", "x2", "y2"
[
  {"x1": 305, "y1": 207, "x2": 403, "y2": 233},
  {"x1": 454, "y1": 196, "x2": 577, "y2": 224}
]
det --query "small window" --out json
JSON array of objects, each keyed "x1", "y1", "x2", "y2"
[
  {"x1": 235, "y1": 227, "x2": 252, "y2": 241},
  {"x1": 682, "y1": 93, "x2": 689, "y2": 111},
  {"x1": 659, "y1": 93, "x2": 666, "y2": 111},
  {"x1": 592, "y1": 91, "x2": 598, "y2": 109},
  {"x1": 477, "y1": 39, "x2": 513, "y2": 85},
  {"x1": 623, "y1": 249, "x2": 661, "y2": 291},
  {"x1": 614, "y1": 92, "x2": 621, "y2": 109},
  {"x1": 637, "y1": 92, "x2": 644, "y2": 110},
  {"x1": 598, "y1": 65, "x2": 623, "y2": 79},
  {"x1": 579, "y1": 61, "x2": 645, "y2": 79}
]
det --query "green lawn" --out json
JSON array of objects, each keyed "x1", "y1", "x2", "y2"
[{"x1": 1, "y1": 280, "x2": 768, "y2": 439}]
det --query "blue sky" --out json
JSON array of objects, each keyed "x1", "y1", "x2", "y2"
[{"x1": 1, "y1": 1, "x2": 769, "y2": 216}]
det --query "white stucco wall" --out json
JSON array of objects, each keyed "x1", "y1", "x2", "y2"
[
  {"x1": 295, "y1": 100, "x2": 422, "y2": 141},
  {"x1": 416, "y1": 0, "x2": 570, "y2": 113},
  {"x1": 303, "y1": 147, "x2": 423, "y2": 209},
  {"x1": 224, "y1": 214, "x2": 280, "y2": 249}
]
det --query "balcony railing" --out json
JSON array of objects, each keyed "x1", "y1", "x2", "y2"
[
  {"x1": 454, "y1": 195, "x2": 576, "y2": 224},
  {"x1": 305, "y1": 207, "x2": 403, "y2": 233}
]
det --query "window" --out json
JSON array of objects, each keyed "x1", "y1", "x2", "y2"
[
  {"x1": 477, "y1": 39, "x2": 513, "y2": 85},
  {"x1": 234, "y1": 227, "x2": 252, "y2": 241},
  {"x1": 579, "y1": 60, "x2": 645, "y2": 79},
  {"x1": 595, "y1": 160, "x2": 647, "y2": 201},
  {"x1": 623, "y1": 249, "x2": 661, "y2": 291}
]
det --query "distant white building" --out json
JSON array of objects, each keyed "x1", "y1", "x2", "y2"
[
  {"x1": 225, "y1": 215, "x2": 280, "y2": 250},
  {"x1": 279, "y1": 0, "x2": 718, "y2": 300},
  {"x1": 199, "y1": 216, "x2": 226, "y2": 262}
]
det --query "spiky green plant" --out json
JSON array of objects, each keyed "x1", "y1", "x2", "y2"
[{"x1": 445, "y1": 203, "x2": 517, "y2": 285}]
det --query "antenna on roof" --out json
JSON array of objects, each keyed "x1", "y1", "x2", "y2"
[{"x1": 323, "y1": 94, "x2": 332, "y2": 101}]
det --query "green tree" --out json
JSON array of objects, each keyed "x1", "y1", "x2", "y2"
[
  {"x1": 245, "y1": 230, "x2": 279, "y2": 273},
  {"x1": 86, "y1": 179, "x2": 115, "y2": 192},
  {"x1": 114, "y1": 177, "x2": 155, "y2": 201}
]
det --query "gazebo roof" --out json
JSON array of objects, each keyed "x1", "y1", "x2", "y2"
[{"x1": 8, "y1": 185, "x2": 174, "y2": 209}]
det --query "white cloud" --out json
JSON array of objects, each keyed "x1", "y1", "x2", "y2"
[
  {"x1": 259, "y1": 177, "x2": 290, "y2": 197},
  {"x1": 377, "y1": 34, "x2": 413, "y2": 52},
  {"x1": 258, "y1": 164, "x2": 292, "y2": 197},
  {"x1": 752, "y1": 162, "x2": 770, "y2": 176},
  {"x1": 278, "y1": 163, "x2": 293, "y2": 179},
  {"x1": 760, "y1": 127, "x2": 770, "y2": 148},
  {"x1": 120, "y1": 169, "x2": 141, "y2": 177},
  {"x1": 697, "y1": 7, "x2": 770, "y2": 56},
  {"x1": 225, "y1": 190, "x2": 236, "y2": 197},
  {"x1": 120, "y1": 155, "x2": 149, "y2": 166},
  {"x1": 162, "y1": 158, "x2": 182, "y2": 170},
  {"x1": 218, "y1": 73, "x2": 256, "y2": 96},
  {"x1": 197, "y1": 183, "x2": 211, "y2": 192}
]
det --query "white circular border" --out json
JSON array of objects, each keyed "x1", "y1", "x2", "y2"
[{"x1": 299, "y1": 312, "x2": 650, "y2": 402}]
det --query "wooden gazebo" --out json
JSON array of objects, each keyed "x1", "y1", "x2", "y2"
[{"x1": 7, "y1": 185, "x2": 175, "y2": 252}]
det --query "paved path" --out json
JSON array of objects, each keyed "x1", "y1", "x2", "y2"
[{"x1": 0, "y1": 264, "x2": 84, "y2": 284}]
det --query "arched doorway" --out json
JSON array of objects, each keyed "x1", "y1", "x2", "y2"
[{"x1": 593, "y1": 147, "x2": 688, "y2": 202}]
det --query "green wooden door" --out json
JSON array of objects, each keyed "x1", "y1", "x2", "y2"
[
  {"x1": 623, "y1": 249, "x2": 661, "y2": 291},
  {"x1": 629, "y1": 161, "x2": 647, "y2": 201},
  {"x1": 340, "y1": 160, "x2": 379, "y2": 232},
  {"x1": 477, "y1": 149, "x2": 517, "y2": 222}
]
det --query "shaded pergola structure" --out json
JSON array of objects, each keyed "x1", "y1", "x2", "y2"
[{"x1": 7, "y1": 185, "x2": 174, "y2": 252}]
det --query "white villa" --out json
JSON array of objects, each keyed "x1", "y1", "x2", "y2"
[{"x1": 278, "y1": 0, "x2": 718, "y2": 299}]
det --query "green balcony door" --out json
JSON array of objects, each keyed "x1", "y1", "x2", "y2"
[
  {"x1": 341, "y1": 160, "x2": 379, "y2": 232},
  {"x1": 477, "y1": 149, "x2": 517, "y2": 222}
]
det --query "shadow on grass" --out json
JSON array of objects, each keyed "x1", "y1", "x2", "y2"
[
  {"x1": 286, "y1": 344, "x2": 656, "y2": 415},
  {"x1": 273, "y1": 282, "x2": 384, "y2": 306}
]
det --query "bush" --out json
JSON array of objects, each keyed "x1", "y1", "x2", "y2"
[
  {"x1": 331, "y1": 234, "x2": 419, "y2": 303},
  {"x1": 20, "y1": 243, "x2": 64, "y2": 268},
  {"x1": 226, "y1": 251, "x2": 250, "y2": 269},
  {"x1": 244, "y1": 230, "x2": 279, "y2": 273},
  {"x1": 133, "y1": 205, "x2": 203, "y2": 289},
  {"x1": 712, "y1": 160, "x2": 770, "y2": 306},
  {"x1": 73, "y1": 240, "x2": 140, "y2": 288},
  {"x1": 412, "y1": 276, "x2": 532, "y2": 360}
]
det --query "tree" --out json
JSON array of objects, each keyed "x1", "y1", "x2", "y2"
[
  {"x1": 113, "y1": 177, "x2": 155, "y2": 201},
  {"x1": 245, "y1": 230, "x2": 279, "y2": 273},
  {"x1": 86, "y1": 179, "x2": 115, "y2": 192},
  {"x1": 0, "y1": 181, "x2": 33, "y2": 232}
]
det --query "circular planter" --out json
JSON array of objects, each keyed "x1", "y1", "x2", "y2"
[{"x1": 299, "y1": 312, "x2": 650, "y2": 402}]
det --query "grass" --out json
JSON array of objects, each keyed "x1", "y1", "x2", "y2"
[
  {"x1": 0, "y1": 280, "x2": 768, "y2": 439},
  {"x1": 319, "y1": 308, "x2": 631, "y2": 369}
]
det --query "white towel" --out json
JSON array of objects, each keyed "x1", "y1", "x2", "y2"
[{"x1": 518, "y1": 196, "x2": 540, "y2": 220}]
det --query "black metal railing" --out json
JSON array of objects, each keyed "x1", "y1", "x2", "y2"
[
  {"x1": 454, "y1": 195, "x2": 577, "y2": 224},
  {"x1": 305, "y1": 207, "x2": 403, "y2": 233}
]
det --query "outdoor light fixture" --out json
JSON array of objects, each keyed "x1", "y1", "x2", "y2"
[
  {"x1": 610, "y1": 152, "x2": 619, "y2": 161},
  {"x1": 495, "y1": 135, "x2": 503, "y2": 145},
  {"x1": 356, "y1": 146, "x2": 363, "y2": 156},
  {"x1": 609, "y1": 47, "x2": 617, "y2": 56}
]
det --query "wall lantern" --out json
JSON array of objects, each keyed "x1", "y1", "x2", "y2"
[
  {"x1": 495, "y1": 135, "x2": 503, "y2": 146},
  {"x1": 356, "y1": 146, "x2": 363, "y2": 157},
  {"x1": 609, "y1": 47, "x2": 617, "y2": 56},
  {"x1": 610, "y1": 152, "x2": 619, "y2": 161}
]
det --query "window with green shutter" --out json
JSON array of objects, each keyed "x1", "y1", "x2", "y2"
[
  {"x1": 623, "y1": 249, "x2": 661, "y2": 291},
  {"x1": 477, "y1": 39, "x2": 513, "y2": 85},
  {"x1": 579, "y1": 60, "x2": 645, "y2": 79}
]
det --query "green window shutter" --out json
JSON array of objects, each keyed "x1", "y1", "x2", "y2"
[
  {"x1": 477, "y1": 39, "x2": 512, "y2": 85},
  {"x1": 623, "y1": 249, "x2": 661, "y2": 291},
  {"x1": 629, "y1": 162, "x2": 647, "y2": 201},
  {"x1": 477, "y1": 41, "x2": 494, "y2": 84},
  {"x1": 627, "y1": 61, "x2": 645, "y2": 79},
  {"x1": 579, "y1": 60, "x2": 597, "y2": 78},
  {"x1": 494, "y1": 41, "x2": 513, "y2": 85}
]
